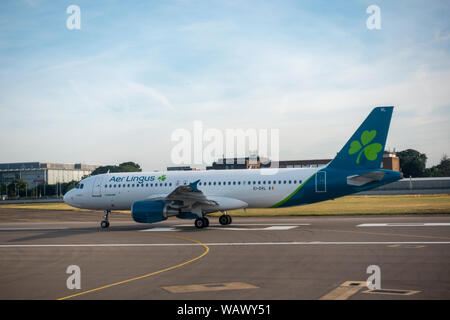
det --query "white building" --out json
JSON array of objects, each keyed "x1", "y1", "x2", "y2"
[{"x1": 0, "y1": 162, "x2": 99, "y2": 187}]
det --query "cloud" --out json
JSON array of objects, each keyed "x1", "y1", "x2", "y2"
[{"x1": 0, "y1": 0, "x2": 449, "y2": 169}]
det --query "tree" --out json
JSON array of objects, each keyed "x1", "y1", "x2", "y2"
[
  {"x1": 7, "y1": 179, "x2": 28, "y2": 197},
  {"x1": 436, "y1": 154, "x2": 450, "y2": 176},
  {"x1": 397, "y1": 149, "x2": 427, "y2": 177},
  {"x1": 90, "y1": 162, "x2": 142, "y2": 176},
  {"x1": 0, "y1": 183, "x2": 7, "y2": 195},
  {"x1": 118, "y1": 162, "x2": 141, "y2": 172},
  {"x1": 424, "y1": 154, "x2": 450, "y2": 177}
]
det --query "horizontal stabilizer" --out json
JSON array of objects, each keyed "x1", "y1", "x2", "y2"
[{"x1": 346, "y1": 171, "x2": 385, "y2": 187}]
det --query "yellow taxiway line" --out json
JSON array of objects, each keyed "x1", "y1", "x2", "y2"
[{"x1": 57, "y1": 235, "x2": 210, "y2": 300}]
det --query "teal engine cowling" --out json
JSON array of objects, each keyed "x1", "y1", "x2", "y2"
[{"x1": 131, "y1": 201, "x2": 179, "y2": 223}]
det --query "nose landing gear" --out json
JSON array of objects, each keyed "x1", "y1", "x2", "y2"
[{"x1": 101, "y1": 210, "x2": 110, "y2": 228}]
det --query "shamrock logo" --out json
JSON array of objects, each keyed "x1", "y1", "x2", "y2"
[
  {"x1": 348, "y1": 130, "x2": 382, "y2": 164},
  {"x1": 158, "y1": 174, "x2": 166, "y2": 181}
]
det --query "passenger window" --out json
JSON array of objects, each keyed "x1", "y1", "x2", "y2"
[
  {"x1": 104, "y1": 185, "x2": 107, "y2": 188},
  {"x1": 228, "y1": 181, "x2": 231, "y2": 185},
  {"x1": 132, "y1": 184, "x2": 135, "y2": 187},
  {"x1": 218, "y1": 182, "x2": 221, "y2": 185},
  {"x1": 283, "y1": 181, "x2": 286, "y2": 184},
  {"x1": 258, "y1": 181, "x2": 261, "y2": 185},
  {"x1": 289, "y1": 180, "x2": 292, "y2": 184},
  {"x1": 253, "y1": 181, "x2": 256, "y2": 185},
  {"x1": 263, "y1": 181, "x2": 266, "y2": 184},
  {"x1": 213, "y1": 182, "x2": 216, "y2": 185},
  {"x1": 232, "y1": 181, "x2": 235, "y2": 185},
  {"x1": 208, "y1": 182, "x2": 211, "y2": 185},
  {"x1": 169, "y1": 183, "x2": 172, "y2": 186},
  {"x1": 238, "y1": 181, "x2": 241, "y2": 185},
  {"x1": 164, "y1": 183, "x2": 167, "y2": 186},
  {"x1": 293, "y1": 180, "x2": 297, "y2": 184}
]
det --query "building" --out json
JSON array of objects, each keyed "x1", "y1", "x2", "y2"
[
  {"x1": 206, "y1": 152, "x2": 401, "y2": 171},
  {"x1": 206, "y1": 156, "x2": 272, "y2": 170},
  {"x1": 382, "y1": 150, "x2": 400, "y2": 171},
  {"x1": 167, "y1": 166, "x2": 194, "y2": 171},
  {"x1": 207, "y1": 157, "x2": 329, "y2": 170},
  {"x1": 0, "y1": 162, "x2": 100, "y2": 187},
  {"x1": 275, "y1": 159, "x2": 331, "y2": 168}
]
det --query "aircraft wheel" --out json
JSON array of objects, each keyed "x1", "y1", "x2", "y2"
[
  {"x1": 203, "y1": 217, "x2": 209, "y2": 228},
  {"x1": 100, "y1": 220, "x2": 110, "y2": 228},
  {"x1": 219, "y1": 215, "x2": 228, "y2": 225},
  {"x1": 226, "y1": 215, "x2": 232, "y2": 225},
  {"x1": 195, "y1": 218, "x2": 205, "y2": 229}
]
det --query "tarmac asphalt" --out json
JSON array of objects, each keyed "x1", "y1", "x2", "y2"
[{"x1": 0, "y1": 208, "x2": 449, "y2": 300}]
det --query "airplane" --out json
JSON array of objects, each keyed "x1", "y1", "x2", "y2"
[{"x1": 64, "y1": 106, "x2": 402, "y2": 229}]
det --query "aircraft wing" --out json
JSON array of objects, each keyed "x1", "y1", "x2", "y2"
[
  {"x1": 144, "y1": 180, "x2": 248, "y2": 212},
  {"x1": 346, "y1": 171, "x2": 385, "y2": 187},
  {"x1": 145, "y1": 180, "x2": 218, "y2": 207}
]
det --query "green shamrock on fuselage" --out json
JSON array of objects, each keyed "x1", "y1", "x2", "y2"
[
  {"x1": 348, "y1": 130, "x2": 382, "y2": 164},
  {"x1": 158, "y1": 174, "x2": 167, "y2": 181}
]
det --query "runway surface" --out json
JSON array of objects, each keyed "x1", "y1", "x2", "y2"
[{"x1": 0, "y1": 208, "x2": 449, "y2": 300}]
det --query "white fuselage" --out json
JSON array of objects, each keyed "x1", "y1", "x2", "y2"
[{"x1": 64, "y1": 168, "x2": 320, "y2": 211}]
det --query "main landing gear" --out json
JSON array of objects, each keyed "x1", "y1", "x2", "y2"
[
  {"x1": 219, "y1": 212, "x2": 232, "y2": 226},
  {"x1": 195, "y1": 217, "x2": 209, "y2": 229},
  {"x1": 101, "y1": 210, "x2": 110, "y2": 229}
]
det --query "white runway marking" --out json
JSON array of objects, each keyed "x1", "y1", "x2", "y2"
[
  {"x1": 177, "y1": 223, "x2": 310, "y2": 227},
  {"x1": 357, "y1": 223, "x2": 450, "y2": 227},
  {"x1": 207, "y1": 226, "x2": 299, "y2": 231},
  {"x1": 139, "y1": 227, "x2": 177, "y2": 232},
  {"x1": 0, "y1": 227, "x2": 69, "y2": 231},
  {"x1": 1, "y1": 241, "x2": 449, "y2": 248},
  {"x1": 140, "y1": 224, "x2": 302, "y2": 232}
]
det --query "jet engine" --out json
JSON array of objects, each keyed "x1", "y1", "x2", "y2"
[{"x1": 131, "y1": 201, "x2": 179, "y2": 223}]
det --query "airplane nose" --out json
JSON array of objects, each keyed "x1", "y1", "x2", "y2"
[{"x1": 63, "y1": 190, "x2": 72, "y2": 205}]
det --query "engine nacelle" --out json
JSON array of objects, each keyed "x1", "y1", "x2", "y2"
[{"x1": 131, "y1": 201, "x2": 179, "y2": 223}]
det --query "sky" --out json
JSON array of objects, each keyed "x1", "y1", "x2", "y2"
[{"x1": 0, "y1": 0, "x2": 449, "y2": 171}]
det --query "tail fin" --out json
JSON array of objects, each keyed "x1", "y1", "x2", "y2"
[{"x1": 328, "y1": 106, "x2": 393, "y2": 170}]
